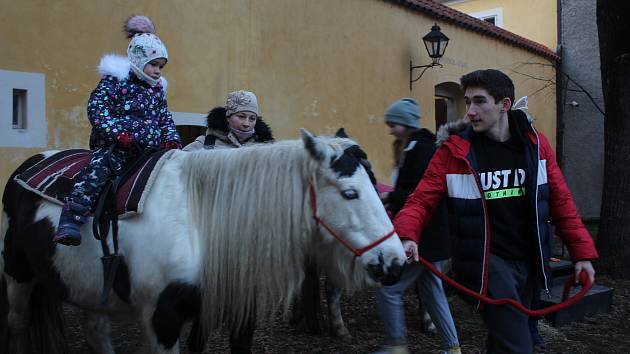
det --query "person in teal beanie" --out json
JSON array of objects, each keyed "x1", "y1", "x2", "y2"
[
  {"x1": 383, "y1": 98, "x2": 421, "y2": 129},
  {"x1": 374, "y1": 98, "x2": 461, "y2": 354}
]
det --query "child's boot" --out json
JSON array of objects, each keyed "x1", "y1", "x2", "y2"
[{"x1": 53, "y1": 200, "x2": 89, "y2": 246}]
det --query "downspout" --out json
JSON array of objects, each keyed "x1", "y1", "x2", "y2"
[
  {"x1": 555, "y1": 0, "x2": 566, "y2": 258},
  {"x1": 556, "y1": 0, "x2": 565, "y2": 168}
]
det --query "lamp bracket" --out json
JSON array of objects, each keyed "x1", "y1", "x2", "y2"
[{"x1": 409, "y1": 60, "x2": 443, "y2": 91}]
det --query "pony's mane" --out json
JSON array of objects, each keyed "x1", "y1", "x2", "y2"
[{"x1": 182, "y1": 137, "x2": 355, "y2": 332}]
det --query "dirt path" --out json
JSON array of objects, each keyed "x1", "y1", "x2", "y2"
[{"x1": 63, "y1": 275, "x2": 629, "y2": 353}]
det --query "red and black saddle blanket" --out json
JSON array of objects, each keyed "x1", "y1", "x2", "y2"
[{"x1": 14, "y1": 149, "x2": 170, "y2": 218}]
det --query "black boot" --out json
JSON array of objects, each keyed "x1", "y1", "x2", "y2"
[{"x1": 53, "y1": 200, "x2": 89, "y2": 246}]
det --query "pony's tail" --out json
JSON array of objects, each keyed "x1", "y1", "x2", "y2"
[
  {"x1": 0, "y1": 276, "x2": 9, "y2": 354},
  {"x1": 0, "y1": 278, "x2": 68, "y2": 354},
  {"x1": 0, "y1": 152, "x2": 68, "y2": 353},
  {"x1": 0, "y1": 202, "x2": 10, "y2": 352},
  {"x1": 1, "y1": 211, "x2": 66, "y2": 353},
  {"x1": 28, "y1": 280, "x2": 69, "y2": 354},
  {"x1": 0, "y1": 182, "x2": 10, "y2": 353}
]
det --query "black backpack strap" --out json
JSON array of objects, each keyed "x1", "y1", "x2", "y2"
[{"x1": 203, "y1": 134, "x2": 217, "y2": 149}]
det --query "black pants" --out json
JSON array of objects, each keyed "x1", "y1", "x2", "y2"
[{"x1": 482, "y1": 254, "x2": 536, "y2": 354}]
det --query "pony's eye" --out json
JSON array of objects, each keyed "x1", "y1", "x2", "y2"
[{"x1": 341, "y1": 189, "x2": 359, "y2": 200}]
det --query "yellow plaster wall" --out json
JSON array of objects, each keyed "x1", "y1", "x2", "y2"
[
  {"x1": 446, "y1": 0, "x2": 557, "y2": 50},
  {"x1": 0, "y1": 0, "x2": 557, "y2": 199}
]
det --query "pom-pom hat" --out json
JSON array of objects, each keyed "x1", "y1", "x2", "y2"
[{"x1": 124, "y1": 15, "x2": 168, "y2": 86}]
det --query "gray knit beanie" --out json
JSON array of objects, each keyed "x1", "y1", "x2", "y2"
[{"x1": 384, "y1": 98, "x2": 420, "y2": 129}]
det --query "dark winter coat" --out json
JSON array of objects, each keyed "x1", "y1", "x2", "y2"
[
  {"x1": 183, "y1": 106, "x2": 273, "y2": 151},
  {"x1": 87, "y1": 55, "x2": 180, "y2": 150},
  {"x1": 386, "y1": 128, "x2": 451, "y2": 262},
  {"x1": 393, "y1": 109, "x2": 599, "y2": 300}
]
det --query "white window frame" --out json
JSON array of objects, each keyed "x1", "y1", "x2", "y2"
[
  {"x1": 441, "y1": 0, "x2": 468, "y2": 5},
  {"x1": 12, "y1": 88, "x2": 27, "y2": 129},
  {"x1": 469, "y1": 7, "x2": 504, "y2": 27},
  {"x1": 0, "y1": 69, "x2": 46, "y2": 148}
]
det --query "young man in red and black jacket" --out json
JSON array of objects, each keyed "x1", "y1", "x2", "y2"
[{"x1": 394, "y1": 69, "x2": 598, "y2": 354}]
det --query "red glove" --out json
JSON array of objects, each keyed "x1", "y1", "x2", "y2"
[
  {"x1": 162, "y1": 140, "x2": 182, "y2": 150},
  {"x1": 117, "y1": 132, "x2": 133, "y2": 149}
]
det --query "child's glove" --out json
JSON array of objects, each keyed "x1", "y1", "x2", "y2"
[
  {"x1": 162, "y1": 140, "x2": 182, "y2": 150},
  {"x1": 117, "y1": 132, "x2": 133, "y2": 149}
]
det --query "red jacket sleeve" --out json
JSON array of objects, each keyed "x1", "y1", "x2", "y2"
[
  {"x1": 540, "y1": 133, "x2": 599, "y2": 261},
  {"x1": 393, "y1": 146, "x2": 449, "y2": 243}
]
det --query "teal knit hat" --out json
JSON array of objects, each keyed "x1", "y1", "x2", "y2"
[{"x1": 384, "y1": 98, "x2": 420, "y2": 129}]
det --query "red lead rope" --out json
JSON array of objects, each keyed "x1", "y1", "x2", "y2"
[
  {"x1": 418, "y1": 257, "x2": 593, "y2": 316},
  {"x1": 309, "y1": 185, "x2": 396, "y2": 257},
  {"x1": 308, "y1": 186, "x2": 591, "y2": 315}
]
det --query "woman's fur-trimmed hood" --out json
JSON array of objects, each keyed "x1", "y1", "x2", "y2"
[
  {"x1": 97, "y1": 54, "x2": 168, "y2": 91},
  {"x1": 205, "y1": 106, "x2": 274, "y2": 142},
  {"x1": 436, "y1": 108, "x2": 535, "y2": 147}
]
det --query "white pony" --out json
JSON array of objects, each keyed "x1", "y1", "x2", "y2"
[{"x1": 0, "y1": 130, "x2": 405, "y2": 354}]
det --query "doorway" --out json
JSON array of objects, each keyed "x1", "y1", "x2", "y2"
[{"x1": 434, "y1": 82, "x2": 464, "y2": 129}]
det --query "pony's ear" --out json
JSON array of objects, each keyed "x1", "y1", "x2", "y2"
[
  {"x1": 335, "y1": 128, "x2": 349, "y2": 138},
  {"x1": 301, "y1": 128, "x2": 325, "y2": 162}
]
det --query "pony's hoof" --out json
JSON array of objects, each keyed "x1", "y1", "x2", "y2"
[
  {"x1": 332, "y1": 328, "x2": 352, "y2": 342},
  {"x1": 338, "y1": 333, "x2": 353, "y2": 342}
]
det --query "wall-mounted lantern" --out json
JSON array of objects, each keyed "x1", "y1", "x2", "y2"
[{"x1": 409, "y1": 23, "x2": 449, "y2": 91}]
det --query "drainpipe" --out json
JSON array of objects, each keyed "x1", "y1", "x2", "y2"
[{"x1": 555, "y1": 0, "x2": 564, "y2": 168}]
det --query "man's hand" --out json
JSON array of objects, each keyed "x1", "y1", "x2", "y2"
[
  {"x1": 402, "y1": 239, "x2": 419, "y2": 263},
  {"x1": 574, "y1": 260, "x2": 596, "y2": 285}
]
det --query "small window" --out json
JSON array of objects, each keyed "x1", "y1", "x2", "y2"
[
  {"x1": 482, "y1": 16, "x2": 496, "y2": 25},
  {"x1": 1, "y1": 69, "x2": 46, "y2": 147},
  {"x1": 469, "y1": 8, "x2": 503, "y2": 28},
  {"x1": 12, "y1": 89, "x2": 27, "y2": 129}
]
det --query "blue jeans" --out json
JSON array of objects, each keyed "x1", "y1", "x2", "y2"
[{"x1": 376, "y1": 260, "x2": 459, "y2": 350}]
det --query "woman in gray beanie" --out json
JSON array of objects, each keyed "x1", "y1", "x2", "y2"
[{"x1": 374, "y1": 98, "x2": 461, "y2": 354}]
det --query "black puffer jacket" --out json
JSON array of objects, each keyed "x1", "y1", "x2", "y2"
[{"x1": 386, "y1": 128, "x2": 451, "y2": 262}]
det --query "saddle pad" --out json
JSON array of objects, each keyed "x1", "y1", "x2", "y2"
[{"x1": 14, "y1": 149, "x2": 170, "y2": 218}]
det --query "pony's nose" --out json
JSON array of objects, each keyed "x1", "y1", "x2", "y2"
[
  {"x1": 366, "y1": 253, "x2": 404, "y2": 286},
  {"x1": 366, "y1": 252, "x2": 386, "y2": 281},
  {"x1": 380, "y1": 258, "x2": 404, "y2": 286}
]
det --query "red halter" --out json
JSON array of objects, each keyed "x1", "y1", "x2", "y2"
[{"x1": 309, "y1": 185, "x2": 396, "y2": 257}]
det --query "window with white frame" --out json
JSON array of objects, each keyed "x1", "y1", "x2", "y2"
[
  {"x1": 0, "y1": 70, "x2": 46, "y2": 147},
  {"x1": 469, "y1": 8, "x2": 504, "y2": 27},
  {"x1": 12, "y1": 88, "x2": 27, "y2": 129}
]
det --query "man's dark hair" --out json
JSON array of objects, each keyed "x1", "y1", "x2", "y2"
[{"x1": 460, "y1": 69, "x2": 515, "y2": 107}]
